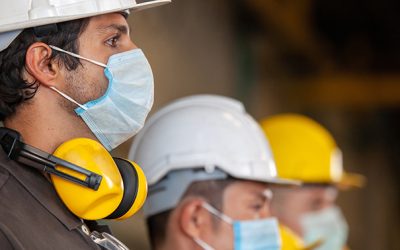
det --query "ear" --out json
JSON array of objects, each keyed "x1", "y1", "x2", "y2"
[
  {"x1": 178, "y1": 198, "x2": 211, "y2": 239},
  {"x1": 25, "y1": 42, "x2": 60, "y2": 88}
]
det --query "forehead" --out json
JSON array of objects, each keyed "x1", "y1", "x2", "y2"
[
  {"x1": 223, "y1": 181, "x2": 269, "y2": 201},
  {"x1": 287, "y1": 185, "x2": 338, "y2": 203},
  {"x1": 83, "y1": 12, "x2": 129, "y2": 33},
  {"x1": 304, "y1": 185, "x2": 337, "y2": 197}
]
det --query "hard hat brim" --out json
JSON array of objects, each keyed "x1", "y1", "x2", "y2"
[
  {"x1": 236, "y1": 175, "x2": 302, "y2": 186},
  {"x1": 0, "y1": 0, "x2": 171, "y2": 33},
  {"x1": 0, "y1": 0, "x2": 171, "y2": 52},
  {"x1": 337, "y1": 172, "x2": 366, "y2": 190},
  {"x1": 266, "y1": 177, "x2": 302, "y2": 186}
]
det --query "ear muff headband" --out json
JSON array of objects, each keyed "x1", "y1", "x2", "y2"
[
  {"x1": 0, "y1": 128, "x2": 102, "y2": 190},
  {"x1": 0, "y1": 128, "x2": 147, "y2": 220}
]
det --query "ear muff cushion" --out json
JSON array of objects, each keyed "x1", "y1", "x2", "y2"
[{"x1": 106, "y1": 158, "x2": 138, "y2": 219}]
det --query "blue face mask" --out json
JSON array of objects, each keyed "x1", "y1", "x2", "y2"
[
  {"x1": 300, "y1": 206, "x2": 349, "y2": 250},
  {"x1": 49, "y1": 46, "x2": 154, "y2": 151},
  {"x1": 194, "y1": 202, "x2": 281, "y2": 250}
]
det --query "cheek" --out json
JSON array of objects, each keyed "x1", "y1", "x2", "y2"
[
  {"x1": 286, "y1": 191, "x2": 315, "y2": 213},
  {"x1": 63, "y1": 64, "x2": 107, "y2": 104},
  {"x1": 88, "y1": 67, "x2": 108, "y2": 99},
  {"x1": 260, "y1": 203, "x2": 272, "y2": 218},
  {"x1": 209, "y1": 223, "x2": 234, "y2": 250},
  {"x1": 224, "y1": 200, "x2": 258, "y2": 220}
]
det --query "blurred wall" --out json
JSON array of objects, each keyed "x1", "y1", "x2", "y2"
[
  {"x1": 130, "y1": 0, "x2": 236, "y2": 111},
  {"x1": 110, "y1": 1, "x2": 237, "y2": 249},
  {"x1": 110, "y1": 1, "x2": 399, "y2": 250}
]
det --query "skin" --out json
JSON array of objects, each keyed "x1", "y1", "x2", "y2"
[
  {"x1": 3, "y1": 13, "x2": 137, "y2": 153},
  {"x1": 157, "y1": 180, "x2": 273, "y2": 250},
  {"x1": 270, "y1": 185, "x2": 338, "y2": 236}
]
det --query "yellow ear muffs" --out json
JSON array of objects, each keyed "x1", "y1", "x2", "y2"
[
  {"x1": 51, "y1": 138, "x2": 147, "y2": 220},
  {"x1": 0, "y1": 129, "x2": 147, "y2": 220},
  {"x1": 52, "y1": 138, "x2": 123, "y2": 220}
]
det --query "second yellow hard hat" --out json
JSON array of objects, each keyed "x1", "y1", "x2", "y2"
[{"x1": 260, "y1": 114, "x2": 365, "y2": 187}]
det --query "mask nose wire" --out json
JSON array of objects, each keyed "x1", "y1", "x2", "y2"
[{"x1": 49, "y1": 45, "x2": 107, "y2": 68}]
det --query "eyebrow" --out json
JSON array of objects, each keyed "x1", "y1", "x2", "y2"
[
  {"x1": 247, "y1": 191, "x2": 268, "y2": 203},
  {"x1": 96, "y1": 24, "x2": 129, "y2": 35},
  {"x1": 257, "y1": 193, "x2": 268, "y2": 202}
]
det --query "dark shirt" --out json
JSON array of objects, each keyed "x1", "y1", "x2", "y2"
[{"x1": 0, "y1": 149, "x2": 102, "y2": 249}]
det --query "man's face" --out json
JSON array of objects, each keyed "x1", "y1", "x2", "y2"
[
  {"x1": 202, "y1": 181, "x2": 273, "y2": 250},
  {"x1": 271, "y1": 185, "x2": 338, "y2": 236},
  {"x1": 60, "y1": 13, "x2": 137, "y2": 110}
]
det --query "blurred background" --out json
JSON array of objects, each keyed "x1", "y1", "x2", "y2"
[{"x1": 110, "y1": 1, "x2": 400, "y2": 249}]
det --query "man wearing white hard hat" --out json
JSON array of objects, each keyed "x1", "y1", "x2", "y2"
[
  {"x1": 0, "y1": 1, "x2": 169, "y2": 249},
  {"x1": 129, "y1": 95, "x2": 299, "y2": 250}
]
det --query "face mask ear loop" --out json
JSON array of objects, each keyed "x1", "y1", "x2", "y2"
[
  {"x1": 193, "y1": 237, "x2": 216, "y2": 250},
  {"x1": 50, "y1": 86, "x2": 87, "y2": 111},
  {"x1": 202, "y1": 203, "x2": 233, "y2": 225},
  {"x1": 263, "y1": 189, "x2": 274, "y2": 201},
  {"x1": 49, "y1": 45, "x2": 107, "y2": 68}
]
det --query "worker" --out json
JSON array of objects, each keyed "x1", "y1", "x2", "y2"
[
  {"x1": 0, "y1": 0, "x2": 170, "y2": 249},
  {"x1": 129, "y1": 95, "x2": 300, "y2": 250},
  {"x1": 260, "y1": 114, "x2": 365, "y2": 250}
]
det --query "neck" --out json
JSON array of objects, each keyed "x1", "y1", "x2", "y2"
[
  {"x1": 156, "y1": 237, "x2": 197, "y2": 250},
  {"x1": 4, "y1": 86, "x2": 97, "y2": 153},
  {"x1": 156, "y1": 214, "x2": 201, "y2": 250}
]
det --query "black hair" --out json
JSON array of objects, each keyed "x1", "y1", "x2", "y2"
[{"x1": 0, "y1": 18, "x2": 90, "y2": 121}]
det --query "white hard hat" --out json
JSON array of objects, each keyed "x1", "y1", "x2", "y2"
[
  {"x1": 129, "y1": 95, "x2": 299, "y2": 217},
  {"x1": 0, "y1": 0, "x2": 170, "y2": 51}
]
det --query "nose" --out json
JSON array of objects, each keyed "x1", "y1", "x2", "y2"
[
  {"x1": 127, "y1": 40, "x2": 138, "y2": 50},
  {"x1": 259, "y1": 203, "x2": 272, "y2": 218}
]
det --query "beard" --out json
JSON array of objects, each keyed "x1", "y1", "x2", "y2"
[{"x1": 58, "y1": 63, "x2": 108, "y2": 114}]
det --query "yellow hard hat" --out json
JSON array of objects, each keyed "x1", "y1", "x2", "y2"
[
  {"x1": 260, "y1": 114, "x2": 365, "y2": 187},
  {"x1": 280, "y1": 223, "x2": 322, "y2": 250},
  {"x1": 280, "y1": 224, "x2": 305, "y2": 250}
]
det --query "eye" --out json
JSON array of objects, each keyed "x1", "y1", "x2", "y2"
[
  {"x1": 105, "y1": 34, "x2": 121, "y2": 47},
  {"x1": 250, "y1": 202, "x2": 264, "y2": 211}
]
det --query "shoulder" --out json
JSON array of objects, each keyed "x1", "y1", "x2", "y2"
[
  {"x1": 0, "y1": 161, "x2": 10, "y2": 191},
  {"x1": 0, "y1": 223, "x2": 21, "y2": 249}
]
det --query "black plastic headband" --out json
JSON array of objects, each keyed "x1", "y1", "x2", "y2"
[{"x1": 0, "y1": 128, "x2": 102, "y2": 190}]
